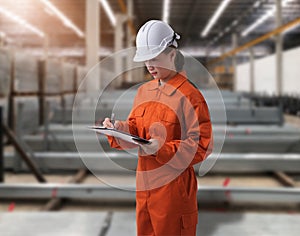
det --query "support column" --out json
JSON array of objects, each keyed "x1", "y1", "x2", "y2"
[
  {"x1": 205, "y1": 47, "x2": 210, "y2": 71},
  {"x1": 249, "y1": 47, "x2": 255, "y2": 93},
  {"x1": 126, "y1": 0, "x2": 134, "y2": 83},
  {"x1": 220, "y1": 44, "x2": 226, "y2": 74},
  {"x1": 0, "y1": 107, "x2": 3, "y2": 182},
  {"x1": 114, "y1": 14, "x2": 126, "y2": 88},
  {"x1": 276, "y1": 0, "x2": 283, "y2": 96},
  {"x1": 0, "y1": 33, "x2": 4, "y2": 48},
  {"x1": 231, "y1": 33, "x2": 238, "y2": 91},
  {"x1": 43, "y1": 35, "x2": 49, "y2": 59},
  {"x1": 85, "y1": 0, "x2": 100, "y2": 91}
]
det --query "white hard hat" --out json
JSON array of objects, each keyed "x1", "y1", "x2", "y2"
[{"x1": 133, "y1": 20, "x2": 180, "y2": 62}]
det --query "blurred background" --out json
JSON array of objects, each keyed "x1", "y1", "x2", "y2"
[{"x1": 0, "y1": 0, "x2": 300, "y2": 235}]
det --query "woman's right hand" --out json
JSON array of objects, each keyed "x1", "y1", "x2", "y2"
[{"x1": 102, "y1": 118, "x2": 117, "y2": 129}]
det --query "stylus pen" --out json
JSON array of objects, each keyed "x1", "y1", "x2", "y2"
[{"x1": 110, "y1": 113, "x2": 115, "y2": 126}]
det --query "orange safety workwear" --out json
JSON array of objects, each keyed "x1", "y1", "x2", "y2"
[{"x1": 107, "y1": 72, "x2": 212, "y2": 235}]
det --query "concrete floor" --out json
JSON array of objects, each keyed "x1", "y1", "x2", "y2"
[{"x1": 0, "y1": 211, "x2": 299, "y2": 236}]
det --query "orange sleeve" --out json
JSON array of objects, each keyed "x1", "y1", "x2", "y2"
[
  {"x1": 153, "y1": 100, "x2": 213, "y2": 169},
  {"x1": 106, "y1": 102, "x2": 139, "y2": 150}
]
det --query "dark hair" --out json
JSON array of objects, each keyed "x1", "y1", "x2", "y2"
[{"x1": 163, "y1": 46, "x2": 185, "y2": 72}]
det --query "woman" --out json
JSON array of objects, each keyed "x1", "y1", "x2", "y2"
[{"x1": 103, "y1": 20, "x2": 212, "y2": 236}]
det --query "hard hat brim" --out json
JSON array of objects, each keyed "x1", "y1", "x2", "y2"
[
  {"x1": 133, "y1": 46, "x2": 167, "y2": 62},
  {"x1": 133, "y1": 51, "x2": 162, "y2": 62}
]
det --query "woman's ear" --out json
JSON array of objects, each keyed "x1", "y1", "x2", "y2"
[{"x1": 169, "y1": 49, "x2": 176, "y2": 62}]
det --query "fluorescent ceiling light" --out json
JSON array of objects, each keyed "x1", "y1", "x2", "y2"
[
  {"x1": 241, "y1": 0, "x2": 294, "y2": 37},
  {"x1": 254, "y1": 0, "x2": 261, "y2": 8},
  {"x1": 40, "y1": 0, "x2": 84, "y2": 38},
  {"x1": 201, "y1": 0, "x2": 232, "y2": 38},
  {"x1": 99, "y1": 0, "x2": 116, "y2": 27},
  {"x1": 162, "y1": 0, "x2": 171, "y2": 23},
  {"x1": 232, "y1": 20, "x2": 238, "y2": 27},
  {"x1": 0, "y1": 6, "x2": 45, "y2": 38}
]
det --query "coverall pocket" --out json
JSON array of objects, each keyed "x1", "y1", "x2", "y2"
[
  {"x1": 135, "y1": 106, "x2": 145, "y2": 117},
  {"x1": 135, "y1": 106, "x2": 145, "y2": 131},
  {"x1": 160, "y1": 111, "x2": 181, "y2": 138},
  {"x1": 161, "y1": 111, "x2": 179, "y2": 124},
  {"x1": 181, "y1": 211, "x2": 198, "y2": 235}
]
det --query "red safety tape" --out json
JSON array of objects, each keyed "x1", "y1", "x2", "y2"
[
  {"x1": 222, "y1": 177, "x2": 231, "y2": 202},
  {"x1": 8, "y1": 202, "x2": 15, "y2": 212},
  {"x1": 223, "y1": 177, "x2": 231, "y2": 187},
  {"x1": 245, "y1": 128, "x2": 252, "y2": 135},
  {"x1": 51, "y1": 188, "x2": 58, "y2": 198}
]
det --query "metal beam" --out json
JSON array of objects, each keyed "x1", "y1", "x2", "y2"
[
  {"x1": 207, "y1": 17, "x2": 300, "y2": 65},
  {"x1": 231, "y1": 33, "x2": 238, "y2": 92},
  {"x1": 41, "y1": 168, "x2": 88, "y2": 211},
  {"x1": 4, "y1": 152, "x2": 300, "y2": 173},
  {"x1": 249, "y1": 47, "x2": 255, "y2": 93},
  {"x1": 39, "y1": 123, "x2": 300, "y2": 136},
  {"x1": 273, "y1": 171, "x2": 297, "y2": 187},
  {"x1": 2, "y1": 123, "x2": 47, "y2": 183},
  {"x1": 53, "y1": 106, "x2": 284, "y2": 125},
  {"x1": 21, "y1": 132, "x2": 300, "y2": 153},
  {"x1": 0, "y1": 107, "x2": 3, "y2": 182},
  {"x1": 275, "y1": 0, "x2": 283, "y2": 96},
  {"x1": 118, "y1": 0, "x2": 136, "y2": 36},
  {"x1": 0, "y1": 184, "x2": 300, "y2": 204},
  {"x1": 197, "y1": 186, "x2": 300, "y2": 204}
]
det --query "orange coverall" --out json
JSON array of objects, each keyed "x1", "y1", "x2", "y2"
[{"x1": 107, "y1": 73, "x2": 212, "y2": 235}]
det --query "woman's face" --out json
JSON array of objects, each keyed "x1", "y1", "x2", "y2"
[{"x1": 144, "y1": 49, "x2": 176, "y2": 81}]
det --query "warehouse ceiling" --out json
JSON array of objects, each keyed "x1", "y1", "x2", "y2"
[{"x1": 0, "y1": 0, "x2": 299, "y2": 63}]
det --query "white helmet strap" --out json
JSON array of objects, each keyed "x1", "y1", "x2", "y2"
[{"x1": 159, "y1": 32, "x2": 180, "y2": 49}]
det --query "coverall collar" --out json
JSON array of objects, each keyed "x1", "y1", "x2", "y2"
[{"x1": 147, "y1": 71, "x2": 187, "y2": 96}]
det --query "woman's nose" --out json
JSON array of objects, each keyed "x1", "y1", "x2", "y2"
[{"x1": 146, "y1": 64, "x2": 154, "y2": 71}]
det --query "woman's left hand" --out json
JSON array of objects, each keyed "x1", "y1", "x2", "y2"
[{"x1": 139, "y1": 139, "x2": 159, "y2": 156}]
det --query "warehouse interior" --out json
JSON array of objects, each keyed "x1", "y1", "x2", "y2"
[{"x1": 0, "y1": 0, "x2": 300, "y2": 235}]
